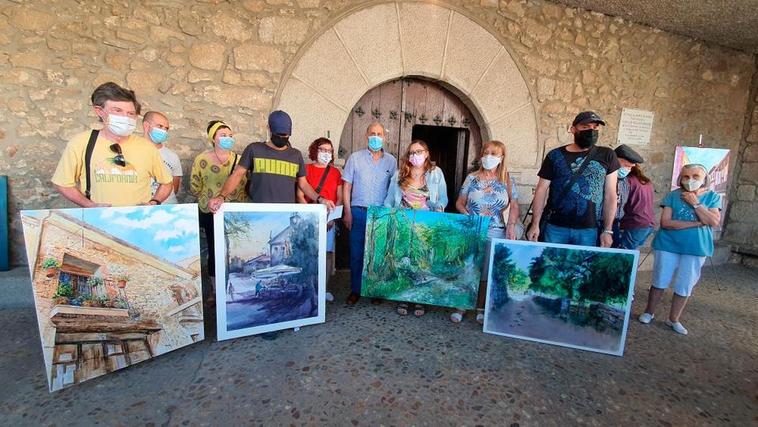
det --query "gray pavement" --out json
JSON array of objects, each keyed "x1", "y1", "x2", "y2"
[{"x1": 0, "y1": 265, "x2": 756, "y2": 426}]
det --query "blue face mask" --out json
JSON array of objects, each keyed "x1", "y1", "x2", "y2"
[
  {"x1": 368, "y1": 135, "x2": 383, "y2": 151},
  {"x1": 218, "y1": 136, "x2": 235, "y2": 150},
  {"x1": 149, "y1": 127, "x2": 168, "y2": 144},
  {"x1": 617, "y1": 167, "x2": 631, "y2": 179}
]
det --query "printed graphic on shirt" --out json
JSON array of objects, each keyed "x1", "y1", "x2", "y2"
[
  {"x1": 253, "y1": 158, "x2": 299, "y2": 177},
  {"x1": 550, "y1": 151, "x2": 606, "y2": 219},
  {"x1": 93, "y1": 159, "x2": 138, "y2": 183}
]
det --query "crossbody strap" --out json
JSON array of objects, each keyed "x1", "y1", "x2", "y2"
[
  {"x1": 84, "y1": 129, "x2": 99, "y2": 200},
  {"x1": 228, "y1": 153, "x2": 239, "y2": 178},
  {"x1": 314, "y1": 164, "x2": 332, "y2": 195}
]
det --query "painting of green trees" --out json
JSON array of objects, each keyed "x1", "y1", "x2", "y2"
[
  {"x1": 361, "y1": 207, "x2": 490, "y2": 309},
  {"x1": 485, "y1": 240, "x2": 638, "y2": 356}
]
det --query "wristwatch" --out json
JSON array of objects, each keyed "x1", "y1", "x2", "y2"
[
  {"x1": 149, "y1": 198, "x2": 161, "y2": 205},
  {"x1": 602, "y1": 229, "x2": 613, "y2": 235},
  {"x1": 692, "y1": 203, "x2": 702, "y2": 209}
]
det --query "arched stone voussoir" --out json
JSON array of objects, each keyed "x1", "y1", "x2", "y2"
[
  {"x1": 278, "y1": 77, "x2": 349, "y2": 152},
  {"x1": 441, "y1": 11, "x2": 503, "y2": 96},
  {"x1": 292, "y1": 28, "x2": 371, "y2": 112},
  {"x1": 334, "y1": 2, "x2": 403, "y2": 87},
  {"x1": 487, "y1": 104, "x2": 541, "y2": 169}
]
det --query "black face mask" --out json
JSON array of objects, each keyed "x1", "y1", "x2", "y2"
[
  {"x1": 574, "y1": 128, "x2": 598, "y2": 148},
  {"x1": 271, "y1": 134, "x2": 289, "y2": 148}
]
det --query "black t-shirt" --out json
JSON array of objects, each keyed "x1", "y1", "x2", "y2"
[
  {"x1": 537, "y1": 145, "x2": 620, "y2": 229},
  {"x1": 239, "y1": 142, "x2": 306, "y2": 203}
]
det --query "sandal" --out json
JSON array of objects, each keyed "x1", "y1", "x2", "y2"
[
  {"x1": 475, "y1": 308, "x2": 484, "y2": 325},
  {"x1": 413, "y1": 304, "x2": 426, "y2": 317},
  {"x1": 450, "y1": 310, "x2": 464, "y2": 323},
  {"x1": 397, "y1": 302, "x2": 409, "y2": 316}
]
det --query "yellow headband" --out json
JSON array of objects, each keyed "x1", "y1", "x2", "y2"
[{"x1": 207, "y1": 122, "x2": 228, "y2": 143}]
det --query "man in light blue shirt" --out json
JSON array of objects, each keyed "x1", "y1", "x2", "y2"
[{"x1": 342, "y1": 122, "x2": 397, "y2": 304}]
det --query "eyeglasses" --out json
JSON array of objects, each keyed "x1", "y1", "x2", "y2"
[
  {"x1": 109, "y1": 143, "x2": 126, "y2": 167},
  {"x1": 317, "y1": 148, "x2": 333, "y2": 153},
  {"x1": 409, "y1": 149, "x2": 427, "y2": 156}
]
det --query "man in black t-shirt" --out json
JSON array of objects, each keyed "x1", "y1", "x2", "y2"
[
  {"x1": 527, "y1": 111, "x2": 619, "y2": 247},
  {"x1": 207, "y1": 110, "x2": 335, "y2": 210}
]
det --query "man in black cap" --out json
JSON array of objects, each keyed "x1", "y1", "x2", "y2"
[
  {"x1": 208, "y1": 110, "x2": 335, "y2": 210},
  {"x1": 527, "y1": 111, "x2": 619, "y2": 247}
]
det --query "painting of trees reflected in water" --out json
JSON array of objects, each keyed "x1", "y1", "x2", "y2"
[
  {"x1": 484, "y1": 240, "x2": 638, "y2": 356},
  {"x1": 361, "y1": 207, "x2": 490, "y2": 309}
]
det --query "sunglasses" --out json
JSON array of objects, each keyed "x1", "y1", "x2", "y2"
[{"x1": 109, "y1": 143, "x2": 126, "y2": 167}]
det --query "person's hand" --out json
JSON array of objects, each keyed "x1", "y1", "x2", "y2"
[
  {"x1": 208, "y1": 196, "x2": 224, "y2": 213},
  {"x1": 681, "y1": 191, "x2": 699, "y2": 206},
  {"x1": 599, "y1": 232, "x2": 613, "y2": 248},
  {"x1": 506, "y1": 224, "x2": 516, "y2": 240},
  {"x1": 320, "y1": 198, "x2": 336, "y2": 212},
  {"x1": 343, "y1": 209, "x2": 352, "y2": 230},
  {"x1": 526, "y1": 224, "x2": 539, "y2": 242},
  {"x1": 91, "y1": 203, "x2": 112, "y2": 208}
]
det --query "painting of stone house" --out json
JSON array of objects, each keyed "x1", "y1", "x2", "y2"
[
  {"x1": 214, "y1": 203, "x2": 326, "y2": 340},
  {"x1": 20, "y1": 205, "x2": 203, "y2": 392}
]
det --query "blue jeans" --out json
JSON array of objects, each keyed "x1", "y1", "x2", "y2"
[
  {"x1": 349, "y1": 206, "x2": 368, "y2": 294},
  {"x1": 543, "y1": 223, "x2": 598, "y2": 247},
  {"x1": 619, "y1": 226, "x2": 654, "y2": 250}
]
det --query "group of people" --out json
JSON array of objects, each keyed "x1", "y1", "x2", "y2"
[{"x1": 52, "y1": 82, "x2": 721, "y2": 336}]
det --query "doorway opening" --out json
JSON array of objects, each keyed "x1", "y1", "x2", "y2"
[{"x1": 411, "y1": 125, "x2": 469, "y2": 213}]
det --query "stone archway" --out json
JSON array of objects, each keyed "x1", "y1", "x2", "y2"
[{"x1": 274, "y1": 1, "x2": 541, "y2": 168}]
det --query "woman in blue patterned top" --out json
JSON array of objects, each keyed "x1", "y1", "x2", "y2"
[
  {"x1": 638, "y1": 164, "x2": 721, "y2": 335},
  {"x1": 452, "y1": 140, "x2": 519, "y2": 323}
]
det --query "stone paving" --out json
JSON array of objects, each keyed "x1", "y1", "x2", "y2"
[{"x1": 0, "y1": 265, "x2": 756, "y2": 426}]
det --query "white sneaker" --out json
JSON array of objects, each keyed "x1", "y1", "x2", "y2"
[
  {"x1": 638, "y1": 312, "x2": 654, "y2": 324},
  {"x1": 325, "y1": 292, "x2": 334, "y2": 302},
  {"x1": 665, "y1": 319, "x2": 688, "y2": 335}
]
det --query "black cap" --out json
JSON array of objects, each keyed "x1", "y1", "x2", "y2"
[
  {"x1": 615, "y1": 144, "x2": 644, "y2": 164},
  {"x1": 572, "y1": 111, "x2": 606, "y2": 127}
]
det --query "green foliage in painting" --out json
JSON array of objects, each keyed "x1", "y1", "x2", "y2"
[{"x1": 361, "y1": 207, "x2": 489, "y2": 309}]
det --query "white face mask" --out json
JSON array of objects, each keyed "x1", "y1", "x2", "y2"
[
  {"x1": 317, "y1": 152, "x2": 332, "y2": 165},
  {"x1": 481, "y1": 155, "x2": 502, "y2": 170},
  {"x1": 682, "y1": 179, "x2": 704, "y2": 192},
  {"x1": 107, "y1": 114, "x2": 136, "y2": 137}
]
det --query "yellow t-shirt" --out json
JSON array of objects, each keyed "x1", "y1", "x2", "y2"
[
  {"x1": 51, "y1": 130, "x2": 173, "y2": 206},
  {"x1": 190, "y1": 150, "x2": 248, "y2": 213}
]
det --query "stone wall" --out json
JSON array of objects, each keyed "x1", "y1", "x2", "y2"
[
  {"x1": 724, "y1": 58, "x2": 758, "y2": 258},
  {"x1": 1, "y1": 0, "x2": 755, "y2": 265}
]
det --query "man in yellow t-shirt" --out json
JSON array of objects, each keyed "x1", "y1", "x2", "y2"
[{"x1": 52, "y1": 82, "x2": 173, "y2": 207}]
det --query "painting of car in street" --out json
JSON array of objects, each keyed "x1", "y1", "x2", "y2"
[{"x1": 214, "y1": 203, "x2": 326, "y2": 340}]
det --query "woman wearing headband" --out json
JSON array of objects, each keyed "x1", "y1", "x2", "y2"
[
  {"x1": 638, "y1": 163, "x2": 721, "y2": 335},
  {"x1": 190, "y1": 120, "x2": 248, "y2": 303}
]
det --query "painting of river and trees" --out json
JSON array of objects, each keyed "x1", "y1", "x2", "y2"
[
  {"x1": 484, "y1": 240, "x2": 638, "y2": 356},
  {"x1": 361, "y1": 207, "x2": 490, "y2": 309}
]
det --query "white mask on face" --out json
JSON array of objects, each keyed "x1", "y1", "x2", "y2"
[
  {"x1": 682, "y1": 179, "x2": 704, "y2": 192},
  {"x1": 481, "y1": 155, "x2": 502, "y2": 170},
  {"x1": 317, "y1": 152, "x2": 332, "y2": 165},
  {"x1": 107, "y1": 114, "x2": 136, "y2": 137}
]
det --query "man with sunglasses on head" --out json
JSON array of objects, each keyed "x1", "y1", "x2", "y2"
[{"x1": 52, "y1": 82, "x2": 173, "y2": 207}]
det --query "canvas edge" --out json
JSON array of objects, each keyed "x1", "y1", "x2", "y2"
[
  {"x1": 482, "y1": 238, "x2": 639, "y2": 357},
  {"x1": 214, "y1": 203, "x2": 328, "y2": 341}
]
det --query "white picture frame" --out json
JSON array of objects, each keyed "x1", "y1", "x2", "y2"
[
  {"x1": 483, "y1": 239, "x2": 639, "y2": 357},
  {"x1": 214, "y1": 203, "x2": 327, "y2": 341}
]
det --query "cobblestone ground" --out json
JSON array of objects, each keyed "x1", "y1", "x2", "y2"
[{"x1": 0, "y1": 265, "x2": 756, "y2": 426}]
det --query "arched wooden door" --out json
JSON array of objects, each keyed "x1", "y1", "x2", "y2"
[
  {"x1": 338, "y1": 78, "x2": 483, "y2": 202},
  {"x1": 335, "y1": 78, "x2": 483, "y2": 269}
]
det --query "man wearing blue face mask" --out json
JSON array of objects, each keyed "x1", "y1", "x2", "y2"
[
  {"x1": 143, "y1": 111, "x2": 182, "y2": 204},
  {"x1": 342, "y1": 122, "x2": 398, "y2": 304},
  {"x1": 527, "y1": 111, "x2": 619, "y2": 247}
]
